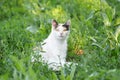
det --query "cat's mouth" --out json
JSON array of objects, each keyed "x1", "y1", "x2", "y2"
[
  {"x1": 57, "y1": 35, "x2": 64, "y2": 39},
  {"x1": 59, "y1": 35, "x2": 64, "y2": 37}
]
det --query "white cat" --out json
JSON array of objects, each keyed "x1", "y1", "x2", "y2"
[{"x1": 32, "y1": 19, "x2": 71, "y2": 70}]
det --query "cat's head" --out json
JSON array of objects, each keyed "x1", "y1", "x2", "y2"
[{"x1": 51, "y1": 19, "x2": 70, "y2": 40}]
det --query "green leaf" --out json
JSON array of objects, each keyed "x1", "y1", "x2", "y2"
[
  {"x1": 9, "y1": 55, "x2": 26, "y2": 75},
  {"x1": 52, "y1": 72, "x2": 58, "y2": 80},
  {"x1": 60, "y1": 68, "x2": 66, "y2": 80},
  {"x1": 69, "y1": 65, "x2": 76, "y2": 80}
]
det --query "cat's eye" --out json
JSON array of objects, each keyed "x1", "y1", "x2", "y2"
[
  {"x1": 56, "y1": 29, "x2": 59, "y2": 31},
  {"x1": 63, "y1": 29, "x2": 67, "y2": 31}
]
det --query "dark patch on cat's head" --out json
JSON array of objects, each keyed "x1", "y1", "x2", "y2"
[
  {"x1": 62, "y1": 20, "x2": 71, "y2": 30},
  {"x1": 62, "y1": 24, "x2": 69, "y2": 30}
]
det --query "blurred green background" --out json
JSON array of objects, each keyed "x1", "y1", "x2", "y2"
[{"x1": 0, "y1": 0, "x2": 120, "y2": 80}]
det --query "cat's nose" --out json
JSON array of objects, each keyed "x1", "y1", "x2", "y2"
[{"x1": 60, "y1": 33, "x2": 63, "y2": 36}]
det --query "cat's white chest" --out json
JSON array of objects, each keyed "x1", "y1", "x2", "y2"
[
  {"x1": 42, "y1": 38, "x2": 67, "y2": 63},
  {"x1": 52, "y1": 40, "x2": 66, "y2": 55}
]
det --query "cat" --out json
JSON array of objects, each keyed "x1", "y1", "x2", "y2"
[{"x1": 32, "y1": 19, "x2": 71, "y2": 70}]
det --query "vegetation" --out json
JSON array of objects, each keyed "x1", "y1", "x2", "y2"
[{"x1": 0, "y1": 0, "x2": 120, "y2": 80}]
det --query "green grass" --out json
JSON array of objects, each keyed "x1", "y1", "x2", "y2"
[{"x1": 0, "y1": 0, "x2": 120, "y2": 80}]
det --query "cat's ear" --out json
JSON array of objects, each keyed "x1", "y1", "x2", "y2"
[
  {"x1": 52, "y1": 19, "x2": 58, "y2": 28},
  {"x1": 64, "y1": 20, "x2": 71, "y2": 27}
]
